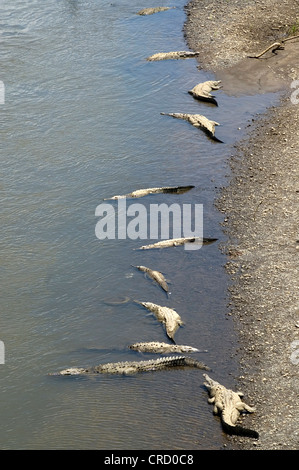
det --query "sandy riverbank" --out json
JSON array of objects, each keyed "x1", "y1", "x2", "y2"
[{"x1": 184, "y1": 0, "x2": 299, "y2": 450}]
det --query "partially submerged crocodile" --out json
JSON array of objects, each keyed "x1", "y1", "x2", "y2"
[
  {"x1": 129, "y1": 341, "x2": 204, "y2": 354},
  {"x1": 203, "y1": 374, "x2": 259, "y2": 439},
  {"x1": 104, "y1": 185, "x2": 194, "y2": 200},
  {"x1": 133, "y1": 265, "x2": 169, "y2": 294},
  {"x1": 188, "y1": 80, "x2": 222, "y2": 105},
  {"x1": 135, "y1": 301, "x2": 183, "y2": 342},
  {"x1": 146, "y1": 51, "x2": 200, "y2": 61},
  {"x1": 137, "y1": 7, "x2": 174, "y2": 16},
  {"x1": 52, "y1": 356, "x2": 210, "y2": 376},
  {"x1": 161, "y1": 112, "x2": 222, "y2": 142},
  {"x1": 138, "y1": 236, "x2": 218, "y2": 250}
]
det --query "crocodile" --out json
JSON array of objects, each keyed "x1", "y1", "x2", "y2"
[
  {"x1": 129, "y1": 341, "x2": 204, "y2": 354},
  {"x1": 188, "y1": 80, "x2": 222, "y2": 105},
  {"x1": 104, "y1": 185, "x2": 194, "y2": 200},
  {"x1": 203, "y1": 374, "x2": 259, "y2": 439},
  {"x1": 138, "y1": 236, "x2": 218, "y2": 250},
  {"x1": 135, "y1": 301, "x2": 183, "y2": 342},
  {"x1": 161, "y1": 112, "x2": 222, "y2": 142},
  {"x1": 133, "y1": 265, "x2": 169, "y2": 294},
  {"x1": 52, "y1": 356, "x2": 210, "y2": 376},
  {"x1": 137, "y1": 7, "x2": 174, "y2": 16},
  {"x1": 146, "y1": 51, "x2": 200, "y2": 61}
]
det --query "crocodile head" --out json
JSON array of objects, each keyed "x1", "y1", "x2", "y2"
[
  {"x1": 203, "y1": 373, "x2": 213, "y2": 387},
  {"x1": 57, "y1": 367, "x2": 86, "y2": 375}
]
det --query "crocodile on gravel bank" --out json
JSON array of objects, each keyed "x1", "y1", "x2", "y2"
[
  {"x1": 52, "y1": 356, "x2": 210, "y2": 376},
  {"x1": 129, "y1": 341, "x2": 205, "y2": 354},
  {"x1": 203, "y1": 374, "x2": 259, "y2": 439}
]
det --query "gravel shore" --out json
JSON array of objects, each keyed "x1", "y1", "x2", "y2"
[{"x1": 184, "y1": 0, "x2": 299, "y2": 450}]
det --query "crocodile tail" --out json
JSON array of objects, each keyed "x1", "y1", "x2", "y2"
[
  {"x1": 182, "y1": 356, "x2": 211, "y2": 371},
  {"x1": 221, "y1": 421, "x2": 259, "y2": 439}
]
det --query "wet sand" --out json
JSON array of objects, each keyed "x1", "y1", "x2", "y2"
[{"x1": 185, "y1": 0, "x2": 299, "y2": 450}]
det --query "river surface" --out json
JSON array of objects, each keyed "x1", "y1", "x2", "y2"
[{"x1": 0, "y1": 0, "x2": 278, "y2": 449}]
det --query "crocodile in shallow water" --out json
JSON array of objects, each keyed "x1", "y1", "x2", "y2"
[
  {"x1": 137, "y1": 7, "x2": 174, "y2": 16},
  {"x1": 138, "y1": 237, "x2": 217, "y2": 250},
  {"x1": 104, "y1": 185, "x2": 194, "y2": 200},
  {"x1": 203, "y1": 374, "x2": 259, "y2": 438},
  {"x1": 161, "y1": 112, "x2": 222, "y2": 142},
  {"x1": 146, "y1": 51, "x2": 200, "y2": 61},
  {"x1": 133, "y1": 265, "x2": 169, "y2": 294},
  {"x1": 52, "y1": 356, "x2": 210, "y2": 376},
  {"x1": 188, "y1": 80, "x2": 222, "y2": 105},
  {"x1": 135, "y1": 301, "x2": 183, "y2": 342},
  {"x1": 129, "y1": 341, "x2": 205, "y2": 354}
]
